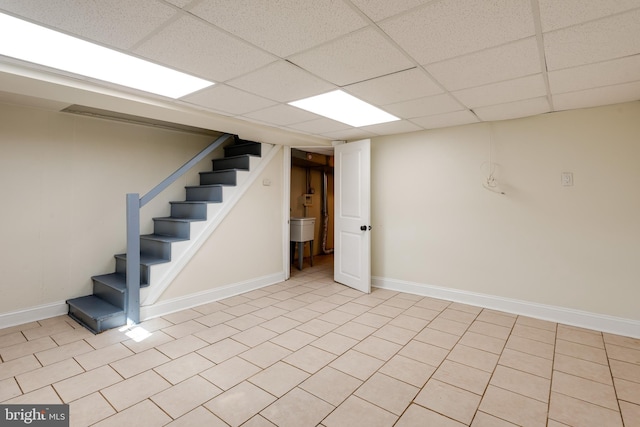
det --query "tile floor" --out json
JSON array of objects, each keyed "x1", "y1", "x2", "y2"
[{"x1": 1, "y1": 255, "x2": 639, "y2": 426}]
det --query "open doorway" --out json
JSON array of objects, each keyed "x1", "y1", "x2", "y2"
[{"x1": 289, "y1": 147, "x2": 335, "y2": 273}]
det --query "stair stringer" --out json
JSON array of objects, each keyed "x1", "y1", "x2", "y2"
[{"x1": 140, "y1": 143, "x2": 279, "y2": 306}]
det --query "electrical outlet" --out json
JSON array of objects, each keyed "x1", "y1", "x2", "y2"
[{"x1": 561, "y1": 172, "x2": 573, "y2": 186}]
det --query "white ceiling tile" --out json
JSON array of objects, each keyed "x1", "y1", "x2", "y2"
[
  {"x1": 380, "y1": 0, "x2": 535, "y2": 64},
  {"x1": 241, "y1": 104, "x2": 321, "y2": 126},
  {"x1": 453, "y1": 74, "x2": 547, "y2": 109},
  {"x1": 553, "y1": 81, "x2": 640, "y2": 111},
  {"x1": 544, "y1": 10, "x2": 640, "y2": 71},
  {"x1": 227, "y1": 61, "x2": 335, "y2": 103},
  {"x1": 473, "y1": 97, "x2": 550, "y2": 122},
  {"x1": 384, "y1": 93, "x2": 463, "y2": 119},
  {"x1": 410, "y1": 110, "x2": 479, "y2": 129},
  {"x1": 549, "y1": 55, "x2": 640, "y2": 94},
  {"x1": 287, "y1": 118, "x2": 351, "y2": 134},
  {"x1": 538, "y1": 0, "x2": 640, "y2": 32},
  {"x1": 360, "y1": 120, "x2": 423, "y2": 136},
  {"x1": 349, "y1": 0, "x2": 433, "y2": 22},
  {"x1": 190, "y1": 0, "x2": 367, "y2": 57},
  {"x1": 0, "y1": 0, "x2": 176, "y2": 49},
  {"x1": 290, "y1": 28, "x2": 414, "y2": 86},
  {"x1": 425, "y1": 37, "x2": 541, "y2": 91},
  {"x1": 181, "y1": 84, "x2": 277, "y2": 115},
  {"x1": 344, "y1": 68, "x2": 442, "y2": 105},
  {"x1": 321, "y1": 128, "x2": 377, "y2": 141},
  {"x1": 134, "y1": 16, "x2": 275, "y2": 82}
]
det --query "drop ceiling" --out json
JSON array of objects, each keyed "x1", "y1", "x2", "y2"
[{"x1": 0, "y1": 0, "x2": 639, "y2": 142}]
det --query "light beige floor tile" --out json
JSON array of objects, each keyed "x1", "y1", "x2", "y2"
[
  {"x1": 74, "y1": 342, "x2": 133, "y2": 371},
  {"x1": 69, "y1": 392, "x2": 116, "y2": 427},
  {"x1": 311, "y1": 332, "x2": 358, "y2": 355},
  {"x1": 261, "y1": 316, "x2": 302, "y2": 333},
  {"x1": 352, "y1": 312, "x2": 391, "y2": 328},
  {"x1": 237, "y1": 341, "x2": 290, "y2": 368},
  {"x1": 468, "y1": 320, "x2": 512, "y2": 340},
  {"x1": 109, "y1": 348, "x2": 170, "y2": 378},
  {"x1": 275, "y1": 299, "x2": 308, "y2": 311},
  {"x1": 610, "y1": 359, "x2": 640, "y2": 383},
  {"x1": 0, "y1": 322, "x2": 39, "y2": 337},
  {"x1": 224, "y1": 314, "x2": 265, "y2": 331},
  {"x1": 249, "y1": 361, "x2": 309, "y2": 397},
  {"x1": 248, "y1": 305, "x2": 287, "y2": 320},
  {"x1": 459, "y1": 331, "x2": 506, "y2": 354},
  {"x1": 317, "y1": 309, "x2": 357, "y2": 325},
  {"x1": 471, "y1": 411, "x2": 518, "y2": 427},
  {"x1": 165, "y1": 406, "x2": 228, "y2": 427},
  {"x1": 94, "y1": 399, "x2": 172, "y2": 427},
  {"x1": 83, "y1": 328, "x2": 129, "y2": 350},
  {"x1": 427, "y1": 317, "x2": 470, "y2": 336},
  {"x1": 506, "y1": 335, "x2": 555, "y2": 359},
  {"x1": 396, "y1": 404, "x2": 465, "y2": 427},
  {"x1": 413, "y1": 296, "x2": 450, "y2": 311},
  {"x1": 351, "y1": 295, "x2": 384, "y2": 308},
  {"x1": 270, "y1": 328, "x2": 316, "y2": 351},
  {"x1": 398, "y1": 340, "x2": 449, "y2": 366},
  {"x1": 353, "y1": 335, "x2": 402, "y2": 361},
  {"x1": 604, "y1": 333, "x2": 640, "y2": 351},
  {"x1": 606, "y1": 343, "x2": 640, "y2": 365},
  {"x1": 194, "y1": 323, "x2": 240, "y2": 343},
  {"x1": 243, "y1": 415, "x2": 278, "y2": 427},
  {"x1": 403, "y1": 306, "x2": 440, "y2": 321},
  {"x1": 619, "y1": 401, "x2": 640, "y2": 427},
  {"x1": 270, "y1": 290, "x2": 298, "y2": 301},
  {"x1": 299, "y1": 366, "x2": 362, "y2": 406},
  {"x1": 150, "y1": 375, "x2": 222, "y2": 418},
  {"x1": 137, "y1": 317, "x2": 174, "y2": 332},
  {"x1": 490, "y1": 365, "x2": 550, "y2": 402},
  {"x1": 335, "y1": 302, "x2": 371, "y2": 316},
  {"x1": 121, "y1": 330, "x2": 174, "y2": 353},
  {"x1": 0, "y1": 378, "x2": 22, "y2": 401},
  {"x1": 220, "y1": 295, "x2": 253, "y2": 307},
  {"x1": 232, "y1": 326, "x2": 278, "y2": 347},
  {"x1": 414, "y1": 327, "x2": 459, "y2": 350},
  {"x1": 246, "y1": 296, "x2": 280, "y2": 309},
  {"x1": 0, "y1": 336, "x2": 57, "y2": 361},
  {"x1": 22, "y1": 321, "x2": 76, "y2": 341},
  {"x1": 368, "y1": 304, "x2": 404, "y2": 318},
  {"x1": 3, "y1": 385, "x2": 62, "y2": 404},
  {"x1": 382, "y1": 297, "x2": 416, "y2": 310},
  {"x1": 372, "y1": 324, "x2": 416, "y2": 345},
  {"x1": 330, "y1": 349, "x2": 384, "y2": 381},
  {"x1": 323, "y1": 395, "x2": 397, "y2": 427},
  {"x1": 475, "y1": 310, "x2": 516, "y2": 328},
  {"x1": 15, "y1": 358, "x2": 84, "y2": 393},
  {"x1": 447, "y1": 344, "x2": 499, "y2": 372},
  {"x1": 433, "y1": 360, "x2": 491, "y2": 395},
  {"x1": 192, "y1": 300, "x2": 227, "y2": 314},
  {"x1": 198, "y1": 338, "x2": 249, "y2": 364},
  {"x1": 614, "y1": 377, "x2": 640, "y2": 405},
  {"x1": 388, "y1": 314, "x2": 430, "y2": 332},
  {"x1": 438, "y1": 307, "x2": 477, "y2": 324},
  {"x1": 0, "y1": 332, "x2": 27, "y2": 349},
  {"x1": 295, "y1": 318, "x2": 337, "y2": 337},
  {"x1": 102, "y1": 370, "x2": 171, "y2": 411},
  {"x1": 515, "y1": 316, "x2": 557, "y2": 332},
  {"x1": 449, "y1": 303, "x2": 482, "y2": 315},
  {"x1": 223, "y1": 303, "x2": 261, "y2": 317},
  {"x1": 552, "y1": 370, "x2": 618, "y2": 410},
  {"x1": 294, "y1": 292, "x2": 325, "y2": 304},
  {"x1": 54, "y1": 365, "x2": 122, "y2": 402},
  {"x1": 261, "y1": 387, "x2": 334, "y2": 427},
  {"x1": 51, "y1": 326, "x2": 94, "y2": 346},
  {"x1": 333, "y1": 322, "x2": 377, "y2": 340},
  {"x1": 355, "y1": 372, "x2": 418, "y2": 415},
  {"x1": 554, "y1": 353, "x2": 613, "y2": 384},
  {"x1": 205, "y1": 381, "x2": 276, "y2": 427},
  {"x1": 548, "y1": 392, "x2": 623, "y2": 427},
  {"x1": 153, "y1": 352, "x2": 214, "y2": 385},
  {"x1": 379, "y1": 354, "x2": 436, "y2": 388},
  {"x1": 414, "y1": 379, "x2": 481, "y2": 425},
  {"x1": 512, "y1": 324, "x2": 556, "y2": 344},
  {"x1": 200, "y1": 356, "x2": 261, "y2": 390},
  {"x1": 0, "y1": 354, "x2": 41, "y2": 381},
  {"x1": 162, "y1": 319, "x2": 207, "y2": 339},
  {"x1": 479, "y1": 385, "x2": 547, "y2": 427},
  {"x1": 163, "y1": 309, "x2": 202, "y2": 324},
  {"x1": 498, "y1": 348, "x2": 552, "y2": 378},
  {"x1": 283, "y1": 345, "x2": 337, "y2": 374},
  {"x1": 557, "y1": 325, "x2": 604, "y2": 348},
  {"x1": 156, "y1": 334, "x2": 208, "y2": 359},
  {"x1": 194, "y1": 310, "x2": 235, "y2": 327}
]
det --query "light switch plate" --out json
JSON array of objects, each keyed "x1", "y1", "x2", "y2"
[{"x1": 561, "y1": 172, "x2": 573, "y2": 186}]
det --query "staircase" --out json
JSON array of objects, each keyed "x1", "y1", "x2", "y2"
[{"x1": 66, "y1": 136, "x2": 263, "y2": 333}]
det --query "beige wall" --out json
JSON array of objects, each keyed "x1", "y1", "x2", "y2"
[
  {"x1": 372, "y1": 102, "x2": 640, "y2": 320},
  {"x1": 0, "y1": 102, "x2": 219, "y2": 314}
]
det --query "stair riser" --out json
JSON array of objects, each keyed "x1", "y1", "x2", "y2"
[
  {"x1": 199, "y1": 170, "x2": 237, "y2": 186},
  {"x1": 93, "y1": 281, "x2": 125, "y2": 309},
  {"x1": 212, "y1": 156, "x2": 251, "y2": 171},
  {"x1": 186, "y1": 186, "x2": 223, "y2": 202},
  {"x1": 224, "y1": 143, "x2": 261, "y2": 157},
  {"x1": 153, "y1": 219, "x2": 191, "y2": 239},
  {"x1": 115, "y1": 258, "x2": 150, "y2": 285},
  {"x1": 170, "y1": 202, "x2": 207, "y2": 220},
  {"x1": 140, "y1": 238, "x2": 171, "y2": 260},
  {"x1": 68, "y1": 308, "x2": 125, "y2": 334}
]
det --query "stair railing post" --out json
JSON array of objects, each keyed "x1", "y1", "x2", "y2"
[{"x1": 126, "y1": 193, "x2": 141, "y2": 325}]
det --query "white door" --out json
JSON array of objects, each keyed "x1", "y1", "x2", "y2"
[{"x1": 334, "y1": 139, "x2": 371, "y2": 293}]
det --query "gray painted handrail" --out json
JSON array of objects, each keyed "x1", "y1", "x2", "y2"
[{"x1": 126, "y1": 133, "x2": 233, "y2": 324}]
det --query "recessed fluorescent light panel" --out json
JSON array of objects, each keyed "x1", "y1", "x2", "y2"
[
  {"x1": 289, "y1": 90, "x2": 400, "y2": 127},
  {"x1": 0, "y1": 13, "x2": 214, "y2": 98}
]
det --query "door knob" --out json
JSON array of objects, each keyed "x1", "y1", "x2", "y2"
[{"x1": 360, "y1": 225, "x2": 371, "y2": 231}]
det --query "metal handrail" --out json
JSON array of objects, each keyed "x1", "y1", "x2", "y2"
[{"x1": 125, "y1": 133, "x2": 233, "y2": 324}]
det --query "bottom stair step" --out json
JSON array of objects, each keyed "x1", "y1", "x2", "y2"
[{"x1": 67, "y1": 295, "x2": 125, "y2": 334}]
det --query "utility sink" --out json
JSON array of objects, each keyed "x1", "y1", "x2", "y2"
[{"x1": 290, "y1": 217, "x2": 315, "y2": 242}]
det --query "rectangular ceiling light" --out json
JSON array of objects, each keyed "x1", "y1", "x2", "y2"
[
  {"x1": 0, "y1": 13, "x2": 214, "y2": 98},
  {"x1": 289, "y1": 90, "x2": 400, "y2": 127}
]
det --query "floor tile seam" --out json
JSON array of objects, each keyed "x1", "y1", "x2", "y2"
[
  {"x1": 485, "y1": 380, "x2": 551, "y2": 405},
  {"x1": 553, "y1": 348, "x2": 609, "y2": 366},
  {"x1": 469, "y1": 410, "x2": 518, "y2": 427},
  {"x1": 610, "y1": 371, "x2": 640, "y2": 385},
  {"x1": 603, "y1": 339, "x2": 640, "y2": 352},
  {"x1": 350, "y1": 375, "x2": 421, "y2": 417},
  {"x1": 550, "y1": 389, "x2": 624, "y2": 414},
  {"x1": 509, "y1": 330, "x2": 557, "y2": 346},
  {"x1": 319, "y1": 394, "x2": 398, "y2": 426},
  {"x1": 551, "y1": 364, "x2": 615, "y2": 386},
  {"x1": 601, "y1": 336, "x2": 628, "y2": 419},
  {"x1": 410, "y1": 397, "x2": 477, "y2": 426},
  {"x1": 556, "y1": 336, "x2": 607, "y2": 350}
]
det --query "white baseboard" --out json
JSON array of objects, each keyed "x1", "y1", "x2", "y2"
[
  {"x1": 372, "y1": 276, "x2": 640, "y2": 339},
  {"x1": 0, "y1": 301, "x2": 69, "y2": 330},
  {"x1": 140, "y1": 272, "x2": 286, "y2": 321}
]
